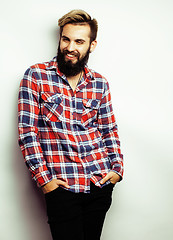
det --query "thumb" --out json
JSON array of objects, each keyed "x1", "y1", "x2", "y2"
[
  {"x1": 100, "y1": 174, "x2": 110, "y2": 185},
  {"x1": 56, "y1": 179, "x2": 70, "y2": 189}
]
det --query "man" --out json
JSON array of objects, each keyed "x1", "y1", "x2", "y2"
[{"x1": 18, "y1": 9, "x2": 123, "y2": 240}]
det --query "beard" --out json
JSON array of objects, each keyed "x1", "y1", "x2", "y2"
[{"x1": 56, "y1": 45, "x2": 90, "y2": 77}]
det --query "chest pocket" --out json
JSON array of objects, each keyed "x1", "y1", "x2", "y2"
[
  {"x1": 40, "y1": 92, "x2": 63, "y2": 122},
  {"x1": 81, "y1": 99, "x2": 100, "y2": 126}
]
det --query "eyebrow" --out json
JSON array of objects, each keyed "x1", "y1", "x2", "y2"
[{"x1": 61, "y1": 35, "x2": 70, "y2": 40}]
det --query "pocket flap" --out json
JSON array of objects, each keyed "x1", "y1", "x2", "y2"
[
  {"x1": 41, "y1": 92, "x2": 62, "y2": 104},
  {"x1": 82, "y1": 99, "x2": 100, "y2": 109}
]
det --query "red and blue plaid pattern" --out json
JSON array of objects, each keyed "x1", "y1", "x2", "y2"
[{"x1": 18, "y1": 57, "x2": 123, "y2": 193}]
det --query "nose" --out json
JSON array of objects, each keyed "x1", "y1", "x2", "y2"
[{"x1": 66, "y1": 41, "x2": 76, "y2": 52}]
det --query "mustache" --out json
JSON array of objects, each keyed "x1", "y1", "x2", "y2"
[{"x1": 63, "y1": 49, "x2": 80, "y2": 58}]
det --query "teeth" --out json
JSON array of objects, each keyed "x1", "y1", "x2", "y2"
[{"x1": 67, "y1": 54, "x2": 74, "y2": 57}]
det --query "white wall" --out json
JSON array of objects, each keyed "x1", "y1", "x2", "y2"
[{"x1": 0, "y1": 0, "x2": 173, "y2": 239}]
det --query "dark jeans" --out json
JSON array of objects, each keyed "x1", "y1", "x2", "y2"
[{"x1": 45, "y1": 182, "x2": 114, "y2": 240}]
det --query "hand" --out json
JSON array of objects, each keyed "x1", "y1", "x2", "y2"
[
  {"x1": 41, "y1": 179, "x2": 70, "y2": 194},
  {"x1": 100, "y1": 171, "x2": 121, "y2": 185}
]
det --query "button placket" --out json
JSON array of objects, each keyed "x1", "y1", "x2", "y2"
[{"x1": 72, "y1": 97, "x2": 76, "y2": 117}]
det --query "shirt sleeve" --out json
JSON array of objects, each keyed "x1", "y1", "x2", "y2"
[
  {"x1": 18, "y1": 67, "x2": 52, "y2": 187},
  {"x1": 97, "y1": 79, "x2": 124, "y2": 180}
]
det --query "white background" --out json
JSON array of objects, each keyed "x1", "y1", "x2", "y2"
[{"x1": 0, "y1": 0, "x2": 173, "y2": 239}]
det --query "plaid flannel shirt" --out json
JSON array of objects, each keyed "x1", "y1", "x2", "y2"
[{"x1": 18, "y1": 57, "x2": 123, "y2": 193}]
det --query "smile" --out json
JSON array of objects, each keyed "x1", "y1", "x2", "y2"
[{"x1": 66, "y1": 54, "x2": 78, "y2": 60}]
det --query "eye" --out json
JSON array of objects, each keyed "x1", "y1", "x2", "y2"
[
  {"x1": 76, "y1": 40, "x2": 85, "y2": 45},
  {"x1": 62, "y1": 37, "x2": 70, "y2": 42}
]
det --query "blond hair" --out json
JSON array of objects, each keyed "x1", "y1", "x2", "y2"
[{"x1": 58, "y1": 9, "x2": 98, "y2": 42}]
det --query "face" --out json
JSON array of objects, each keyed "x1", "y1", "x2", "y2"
[{"x1": 57, "y1": 23, "x2": 97, "y2": 76}]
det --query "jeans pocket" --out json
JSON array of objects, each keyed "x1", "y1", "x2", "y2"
[{"x1": 45, "y1": 186, "x2": 60, "y2": 199}]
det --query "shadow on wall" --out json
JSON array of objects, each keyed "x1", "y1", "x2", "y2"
[{"x1": 13, "y1": 101, "x2": 52, "y2": 240}]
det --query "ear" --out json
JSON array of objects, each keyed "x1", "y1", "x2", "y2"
[{"x1": 90, "y1": 40, "x2": 97, "y2": 53}]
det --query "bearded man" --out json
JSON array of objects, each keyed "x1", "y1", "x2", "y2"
[{"x1": 18, "y1": 9, "x2": 124, "y2": 240}]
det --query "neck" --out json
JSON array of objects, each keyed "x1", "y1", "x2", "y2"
[{"x1": 66, "y1": 71, "x2": 83, "y2": 92}]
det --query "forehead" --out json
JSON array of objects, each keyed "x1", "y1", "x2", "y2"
[{"x1": 61, "y1": 24, "x2": 91, "y2": 41}]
